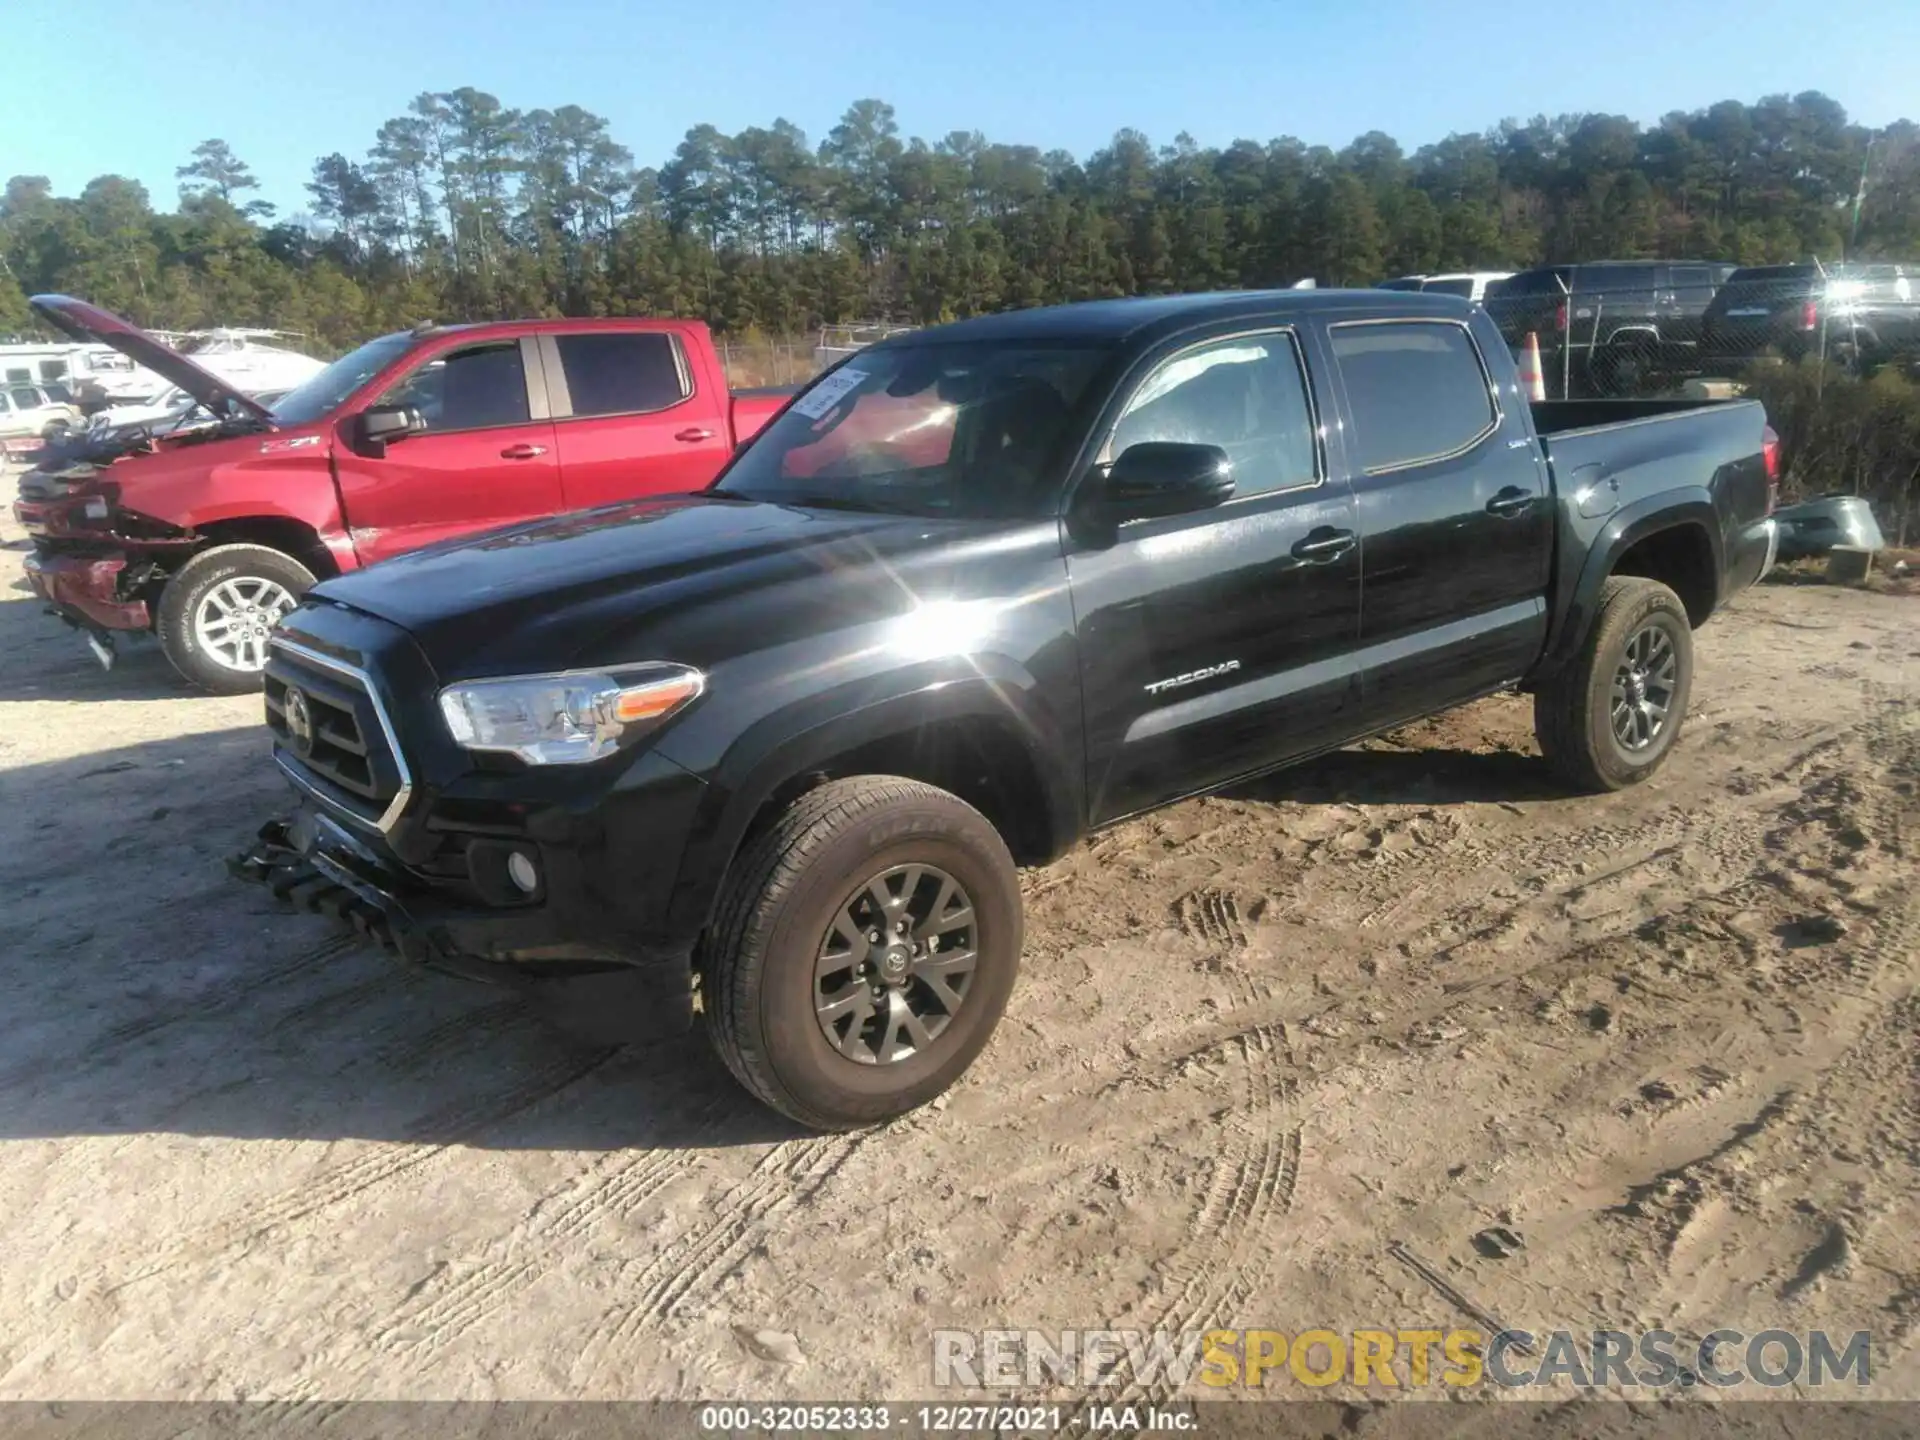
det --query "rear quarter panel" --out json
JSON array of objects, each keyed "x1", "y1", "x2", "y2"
[{"x1": 1535, "y1": 398, "x2": 1770, "y2": 673}]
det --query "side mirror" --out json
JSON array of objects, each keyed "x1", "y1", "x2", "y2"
[
  {"x1": 1100, "y1": 442, "x2": 1235, "y2": 522},
  {"x1": 357, "y1": 404, "x2": 425, "y2": 454}
]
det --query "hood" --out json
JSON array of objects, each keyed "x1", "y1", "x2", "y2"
[
  {"x1": 29, "y1": 295, "x2": 276, "y2": 426},
  {"x1": 311, "y1": 493, "x2": 1019, "y2": 677}
]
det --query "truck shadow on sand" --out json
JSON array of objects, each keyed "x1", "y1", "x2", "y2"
[
  {"x1": 0, "y1": 725, "x2": 795, "y2": 1151},
  {"x1": 0, "y1": 589, "x2": 198, "y2": 703},
  {"x1": 0, "y1": 718, "x2": 1572, "y2": 1151}
]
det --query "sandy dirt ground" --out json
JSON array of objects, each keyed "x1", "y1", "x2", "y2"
[{"x1": 0, "y1": 502, "x2": 1914, "y2": 1407}]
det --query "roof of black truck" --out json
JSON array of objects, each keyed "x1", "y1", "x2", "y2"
[{"x1": 873, "y1": 289, "x2": 1473, "y2": 348}]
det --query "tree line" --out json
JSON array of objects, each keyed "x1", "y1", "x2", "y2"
[{"x1": 3, "y1": 89, "x2": 1919, "y2": 356}]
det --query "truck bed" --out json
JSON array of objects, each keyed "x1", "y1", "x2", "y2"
[
  {"x1": 1530, "y1": 398, "x2": 1768, "y2": 485},
  {"x1": 1530, "y1": 397, "x2": 1735, "y2": 436}
]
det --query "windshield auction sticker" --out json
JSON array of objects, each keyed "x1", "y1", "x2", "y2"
[{"x1": 791, "y1": 367, "x2": 868, "y2": 420}]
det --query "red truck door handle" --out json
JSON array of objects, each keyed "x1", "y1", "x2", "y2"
[
  {"x1": 674, "y1": 427, "x2": 716, "y2": 443},
  {"x1": 500, "y1": 443, "x2": 547, "y2": 460}
]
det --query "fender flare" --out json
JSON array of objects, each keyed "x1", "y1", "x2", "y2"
[
  {"x1": 657, "y1": 661, "x2": 1080, "y2": 944},
  {"x1": 1541, "y1": 491, "x2": 1722, "y2": 675}
]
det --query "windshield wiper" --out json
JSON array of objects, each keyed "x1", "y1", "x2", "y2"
[{"x1": 768, "y1": 491, "x2": 927, "y2": 515}]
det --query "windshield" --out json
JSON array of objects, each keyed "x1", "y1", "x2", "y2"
[
  {"x1": 716, "y1": 341, "x2": 1111, "y2": 518},
  {"x1": 269, "y1": 332, "x2": 416, "y2": 426}
]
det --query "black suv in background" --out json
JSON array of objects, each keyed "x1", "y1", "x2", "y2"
[
  {"x1": 1485, "y1": 260, "x2": 1738, "y2": 396},
  {"x1": 1699, "y1": 263, "x2": 1920, "y2": 375}
]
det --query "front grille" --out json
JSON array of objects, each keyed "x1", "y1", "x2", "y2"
[{"x1": 265, "y1": 642, "x2": 409, "y2": 830}]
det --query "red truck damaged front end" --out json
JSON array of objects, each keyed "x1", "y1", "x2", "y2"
[{"x1": 13, "y1": 295, "x2": 794, "y2": 693}]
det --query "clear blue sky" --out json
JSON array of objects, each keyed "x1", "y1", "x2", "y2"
[{"x1": 7, "y1": 0, "x2": 1916, "y2": 217}]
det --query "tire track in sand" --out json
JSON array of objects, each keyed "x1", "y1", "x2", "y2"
[
  {"x1": 359, "y1": 1091, "x2": 737, "y2": 1364},
  {"x1": 570, "y1": 1129, "x2": 871, "y2": 1384},
  {"x1": 1112, "y1": 974, "x2": 1302, "y2": 1405}
]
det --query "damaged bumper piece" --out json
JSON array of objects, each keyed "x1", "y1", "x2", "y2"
[
  {"x1": 229, "y1": 807, "x2": 696, "y2": 1045},
  {"x1": 22, "y1": 550, "x2": 152, "y2": 633}
]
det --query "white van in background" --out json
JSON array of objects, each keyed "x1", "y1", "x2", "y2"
[{"x1": 1375, "y1": 271, "x2": 1514, "y2": 303}]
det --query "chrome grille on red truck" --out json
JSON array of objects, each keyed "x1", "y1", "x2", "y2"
[{"x1": 264, "y1": 640, "x2": 411, "y2": 832}]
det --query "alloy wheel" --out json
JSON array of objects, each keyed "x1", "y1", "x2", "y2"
[
  {"x1": 193, "y1": 577, "x2": 298, "y2": 673},
  {"x1": 814, "y1": 863, "x2": 979, "y2": 1065},
  {"x1": 1610, "y1": 621, "x2": 1678, "y2": 752}
]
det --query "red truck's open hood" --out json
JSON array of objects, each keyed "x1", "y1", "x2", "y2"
[{"x1": 29, "y1": 295, "x2": 277, "y2": 426}]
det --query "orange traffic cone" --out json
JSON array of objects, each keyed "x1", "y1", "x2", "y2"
[{"x1": 1518, "y1": 331, "x2": 1548, "y2": 401}]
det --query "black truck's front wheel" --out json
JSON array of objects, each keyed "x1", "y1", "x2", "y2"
[
  {"x1": 701, "y1": 777, "x2": 1022, "y2": 1130},
  {"x1": 1535, "y1": 576, "x2": 1695, "y2": 791}
]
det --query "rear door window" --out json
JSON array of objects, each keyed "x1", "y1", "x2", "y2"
[
  {"x1": 1572, "y1": 264, "x2": 1659, "y2": 298},
  {"x1": 554, "y1": 332, "x2": 690, "y2": 417},
  {"x1": 1669, "y1": 265, "x2": 1720, "y2": 308},
  {"x1": 1330, "y1": 321, "x2": 1496, "y2": 473}
]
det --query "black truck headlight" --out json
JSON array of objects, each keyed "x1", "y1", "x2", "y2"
[{"x1": 437, "y1": 664, "x2": 704, "y2": 765}]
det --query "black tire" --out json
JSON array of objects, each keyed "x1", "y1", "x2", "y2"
[
  {"x1": 701, "y1": 776, "x2": 1022, "y2": 1131},
  {"x1": 1535, "y1": 576, "x2": 1694, "y2": 792},
  {"x1": 156, "y1": 543, "x2": 315, "y2": 695}
]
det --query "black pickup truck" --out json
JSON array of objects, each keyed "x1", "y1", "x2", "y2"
[
  {"x1": 233, "y1": 290, "x2": 1781, "y2": 1130},
  {"x1": 1485, "y1": 261, "x2": 1739, "y2": 397}
]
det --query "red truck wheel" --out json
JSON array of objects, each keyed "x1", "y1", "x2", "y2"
[{"x1": 157, "y1": 543, "x2": 315, "y2": 695}]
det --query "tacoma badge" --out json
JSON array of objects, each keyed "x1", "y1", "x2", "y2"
[{"x1": 1144, "y1": 659, "x2": 1241, "y2": 695}]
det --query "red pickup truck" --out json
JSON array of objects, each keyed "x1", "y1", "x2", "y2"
[{"x1": 14, "y1": 296, "x2": 791, "y2": 691}]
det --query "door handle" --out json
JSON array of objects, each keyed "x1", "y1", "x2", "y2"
[
  {"x1": 674, "y1": 427, "x2": 716, "y2": 443},
  {"x1": 500, "y1": 443, "x2": 547, "y2": 460},
  {"x1": 1486, "y1": 487, "x2": 1534, "y2": 518},
  {"x1": 1291, "y1": 527, "x2": 1356, "y2": 562}
]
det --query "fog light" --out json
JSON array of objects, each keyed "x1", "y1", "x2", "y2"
[{"x1": 506, "y1": 850, "x2": 539, "y2": 894}]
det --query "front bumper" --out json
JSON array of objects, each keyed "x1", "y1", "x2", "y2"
[
  {"x1": 231, "y1": 803, "x2": 696, "y2": 1044},
  {"x1": 21, "y1": 550, "x2": 151, "y2": 631}
]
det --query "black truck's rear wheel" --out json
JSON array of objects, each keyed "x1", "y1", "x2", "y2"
[
  {"x1": 157, "y1": 543, "x2": 314, "y2": 695},
  {"x1": 1535, "y1": 576, "x2": 1694, "y2": 792},
  {"x1": 701, "y1": 777, "x2": 1022, "y2": 1130}
]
